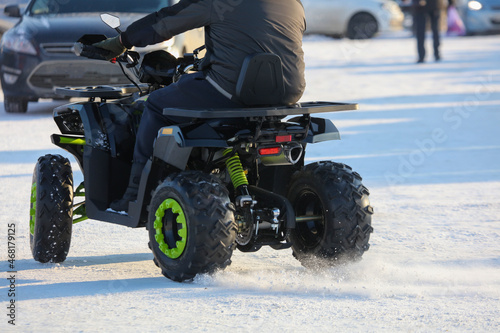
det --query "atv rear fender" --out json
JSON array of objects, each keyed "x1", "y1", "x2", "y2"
[{"x1": 152, "y1": 101, "x2": 357, "y2": 170}]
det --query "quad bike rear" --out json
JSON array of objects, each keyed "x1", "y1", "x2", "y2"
[{"x1": 29, "y1": 14, "x2": 373, "y2": 282}]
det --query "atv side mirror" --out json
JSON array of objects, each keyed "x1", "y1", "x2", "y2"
[{"x1": 101, "y1": 13, "x2": 121, "y2": 31}]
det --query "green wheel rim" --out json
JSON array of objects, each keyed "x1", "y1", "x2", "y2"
[
  {"x1": 154, "y1": 198, "x2": 187, "y2": 259},
  {"x1": 30, "y1": 182, "x2": 36, "y2": 235}
]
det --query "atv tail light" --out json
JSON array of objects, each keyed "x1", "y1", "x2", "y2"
[
  {"x1": 276, "y1": 135, "x2": 292, "y2": 143},
  {"x1": 258, "y1": 142, "x2": 303, "y2": 166},
  {"x1": 258, "y1": 147, "x2": 281, "y2": 156}
]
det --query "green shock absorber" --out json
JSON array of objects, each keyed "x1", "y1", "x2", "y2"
[{"x1": 224, "y1": 149, "x2": 249, "y2": 190}]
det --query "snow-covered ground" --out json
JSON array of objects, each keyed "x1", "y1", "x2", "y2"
[{"x1": 1, "y1": 32, "x2": 499, "y2": 332}]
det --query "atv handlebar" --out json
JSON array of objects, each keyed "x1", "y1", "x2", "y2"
[
  {"x1": 73, "y1": 42, "x2": 111, "y2": 61},
  {"x1": 73, "y1": 38, "x2": 203, "y2": 87},
  {"x1": 73, "y1": 42, "x2": 140, "y2": 67}
]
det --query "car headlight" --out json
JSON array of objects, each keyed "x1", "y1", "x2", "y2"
[
  {"x1": 468, "y1": 0, "x2": 483, "y2": 10},
  {"x1": 1, "y1": 33, "x2": 37, "y2": 55}
]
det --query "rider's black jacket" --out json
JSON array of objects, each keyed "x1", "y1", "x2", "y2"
[{"x1": 121, "y1": 0, "x2": 306, "y2": 105}]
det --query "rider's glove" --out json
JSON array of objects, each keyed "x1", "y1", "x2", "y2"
[{"x1": 93, "y1": 35, "x2": 126, "y2": 60}]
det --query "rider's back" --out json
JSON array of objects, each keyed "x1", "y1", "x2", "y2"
[{"x1": 121, "y1": 0, "x2": 306, "y2": 105}]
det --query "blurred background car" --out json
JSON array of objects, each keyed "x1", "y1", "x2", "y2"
[
  {"x1": 455, "y1": 0, "x2": 500, "y2": 34},
  {"x1": 0, "y1": 0, "x2": 204, "y2": 113},
  {"x1": 0, "y1": 0, "x2": 25, "y2": 35},
  {"x1": 302, "y1": 0, "x2": 404, "y2": 39}
]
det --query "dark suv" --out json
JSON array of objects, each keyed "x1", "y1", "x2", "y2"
[{"x1": 0, "y1": 0, "x2": 204, "y2": 113}]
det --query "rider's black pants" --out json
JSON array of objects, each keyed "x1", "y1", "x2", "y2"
[{"x1": 133, "y1": 71, "x2": 242, "y2": 164}]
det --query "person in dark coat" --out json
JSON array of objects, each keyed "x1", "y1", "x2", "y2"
[{"x1": 412, "y1": 0, "x2": 443, "y2": 63}]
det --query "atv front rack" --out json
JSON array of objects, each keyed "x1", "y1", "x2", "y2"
[{"x1": 163, "y1": 101, "x2": 358, "y2": 118}]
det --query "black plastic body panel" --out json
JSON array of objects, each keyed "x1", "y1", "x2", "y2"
[
  {"x1": 153, "y1": 127, "x2": 193, "y2": 170},
  {"x1": 54, "y1": 101, "x2": 147, "y2": 227},
  {"x1": 154, "y1": 115, "x2": 342, "y2": 150}
]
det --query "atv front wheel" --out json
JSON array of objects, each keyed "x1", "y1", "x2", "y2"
[
  {"x1": 287, "y1": 161, "x2": 373, "y2": 267},
  {"x1": 148, "y1": 171, "x2": 237, "y2": 282},
  {"x1": 30, "y1": 154, "x2": 74, "y2": 263}
]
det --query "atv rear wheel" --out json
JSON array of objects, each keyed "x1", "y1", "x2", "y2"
[
  {"x1": 30, "y1": 154, "x2": 73, "y2": 263},
  {"x1": 287, "y1": 161, "x2": 373, "y2": 267},
  {"x1": 148, "y1": 171, "x2": 237, "y2": 282}
]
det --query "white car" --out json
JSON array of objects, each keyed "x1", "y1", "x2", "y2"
[{"x1": 302, "y1": 0, "x2": 404, "y2": 39}]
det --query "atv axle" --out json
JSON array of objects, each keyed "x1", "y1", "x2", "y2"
[{"x1": 295, "y1": 215, "x2": 323, "y2": 223}]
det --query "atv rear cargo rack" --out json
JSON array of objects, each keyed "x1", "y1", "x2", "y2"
[{"x1": 163, "y1": 101, "x2": 358, "y2": 118}]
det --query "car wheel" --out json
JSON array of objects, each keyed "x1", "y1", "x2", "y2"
[
  {"x1": 346, "y1": 12, "x2": 378, "y2": 39},
  {"x1": 4, "y1": 97, "x2": 28, "y2": 113}
]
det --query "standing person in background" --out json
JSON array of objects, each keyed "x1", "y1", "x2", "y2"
[{"x1": 412, "y1": 0, "x2": 444, "y2": 63}]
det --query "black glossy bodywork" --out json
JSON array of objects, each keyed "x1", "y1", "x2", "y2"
[{"x1": 52, "y1": 98, "x2": 145, "y2": 226}]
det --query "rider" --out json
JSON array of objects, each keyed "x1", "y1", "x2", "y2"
[{"x1": 95, "y1": 0, "x2": 306, "y2": 211}]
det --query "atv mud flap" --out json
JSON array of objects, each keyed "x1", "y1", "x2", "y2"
[{"x1": 153, "y1": 126, "x2": 192, "y2": 170}]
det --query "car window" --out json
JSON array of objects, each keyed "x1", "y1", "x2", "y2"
[{"x1": 29, "y1": 0, "x2": 169, "y2": 16}]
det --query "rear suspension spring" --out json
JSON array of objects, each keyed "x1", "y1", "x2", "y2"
[{"x1": 224, "y1": 149, "x2": 249, "y2": 190}]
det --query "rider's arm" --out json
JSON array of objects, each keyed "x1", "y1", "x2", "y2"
[{"x1": 120, "y1": 0, "x2": 213, "y2": 49}]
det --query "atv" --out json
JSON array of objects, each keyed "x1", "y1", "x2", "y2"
[{"x1": 29, "y1": 14, "x2": 373, "y2": 282}]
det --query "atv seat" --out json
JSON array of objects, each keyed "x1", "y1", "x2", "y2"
[{"x1": 234, "y1": 53, "x2": 285, "y2": 106}]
